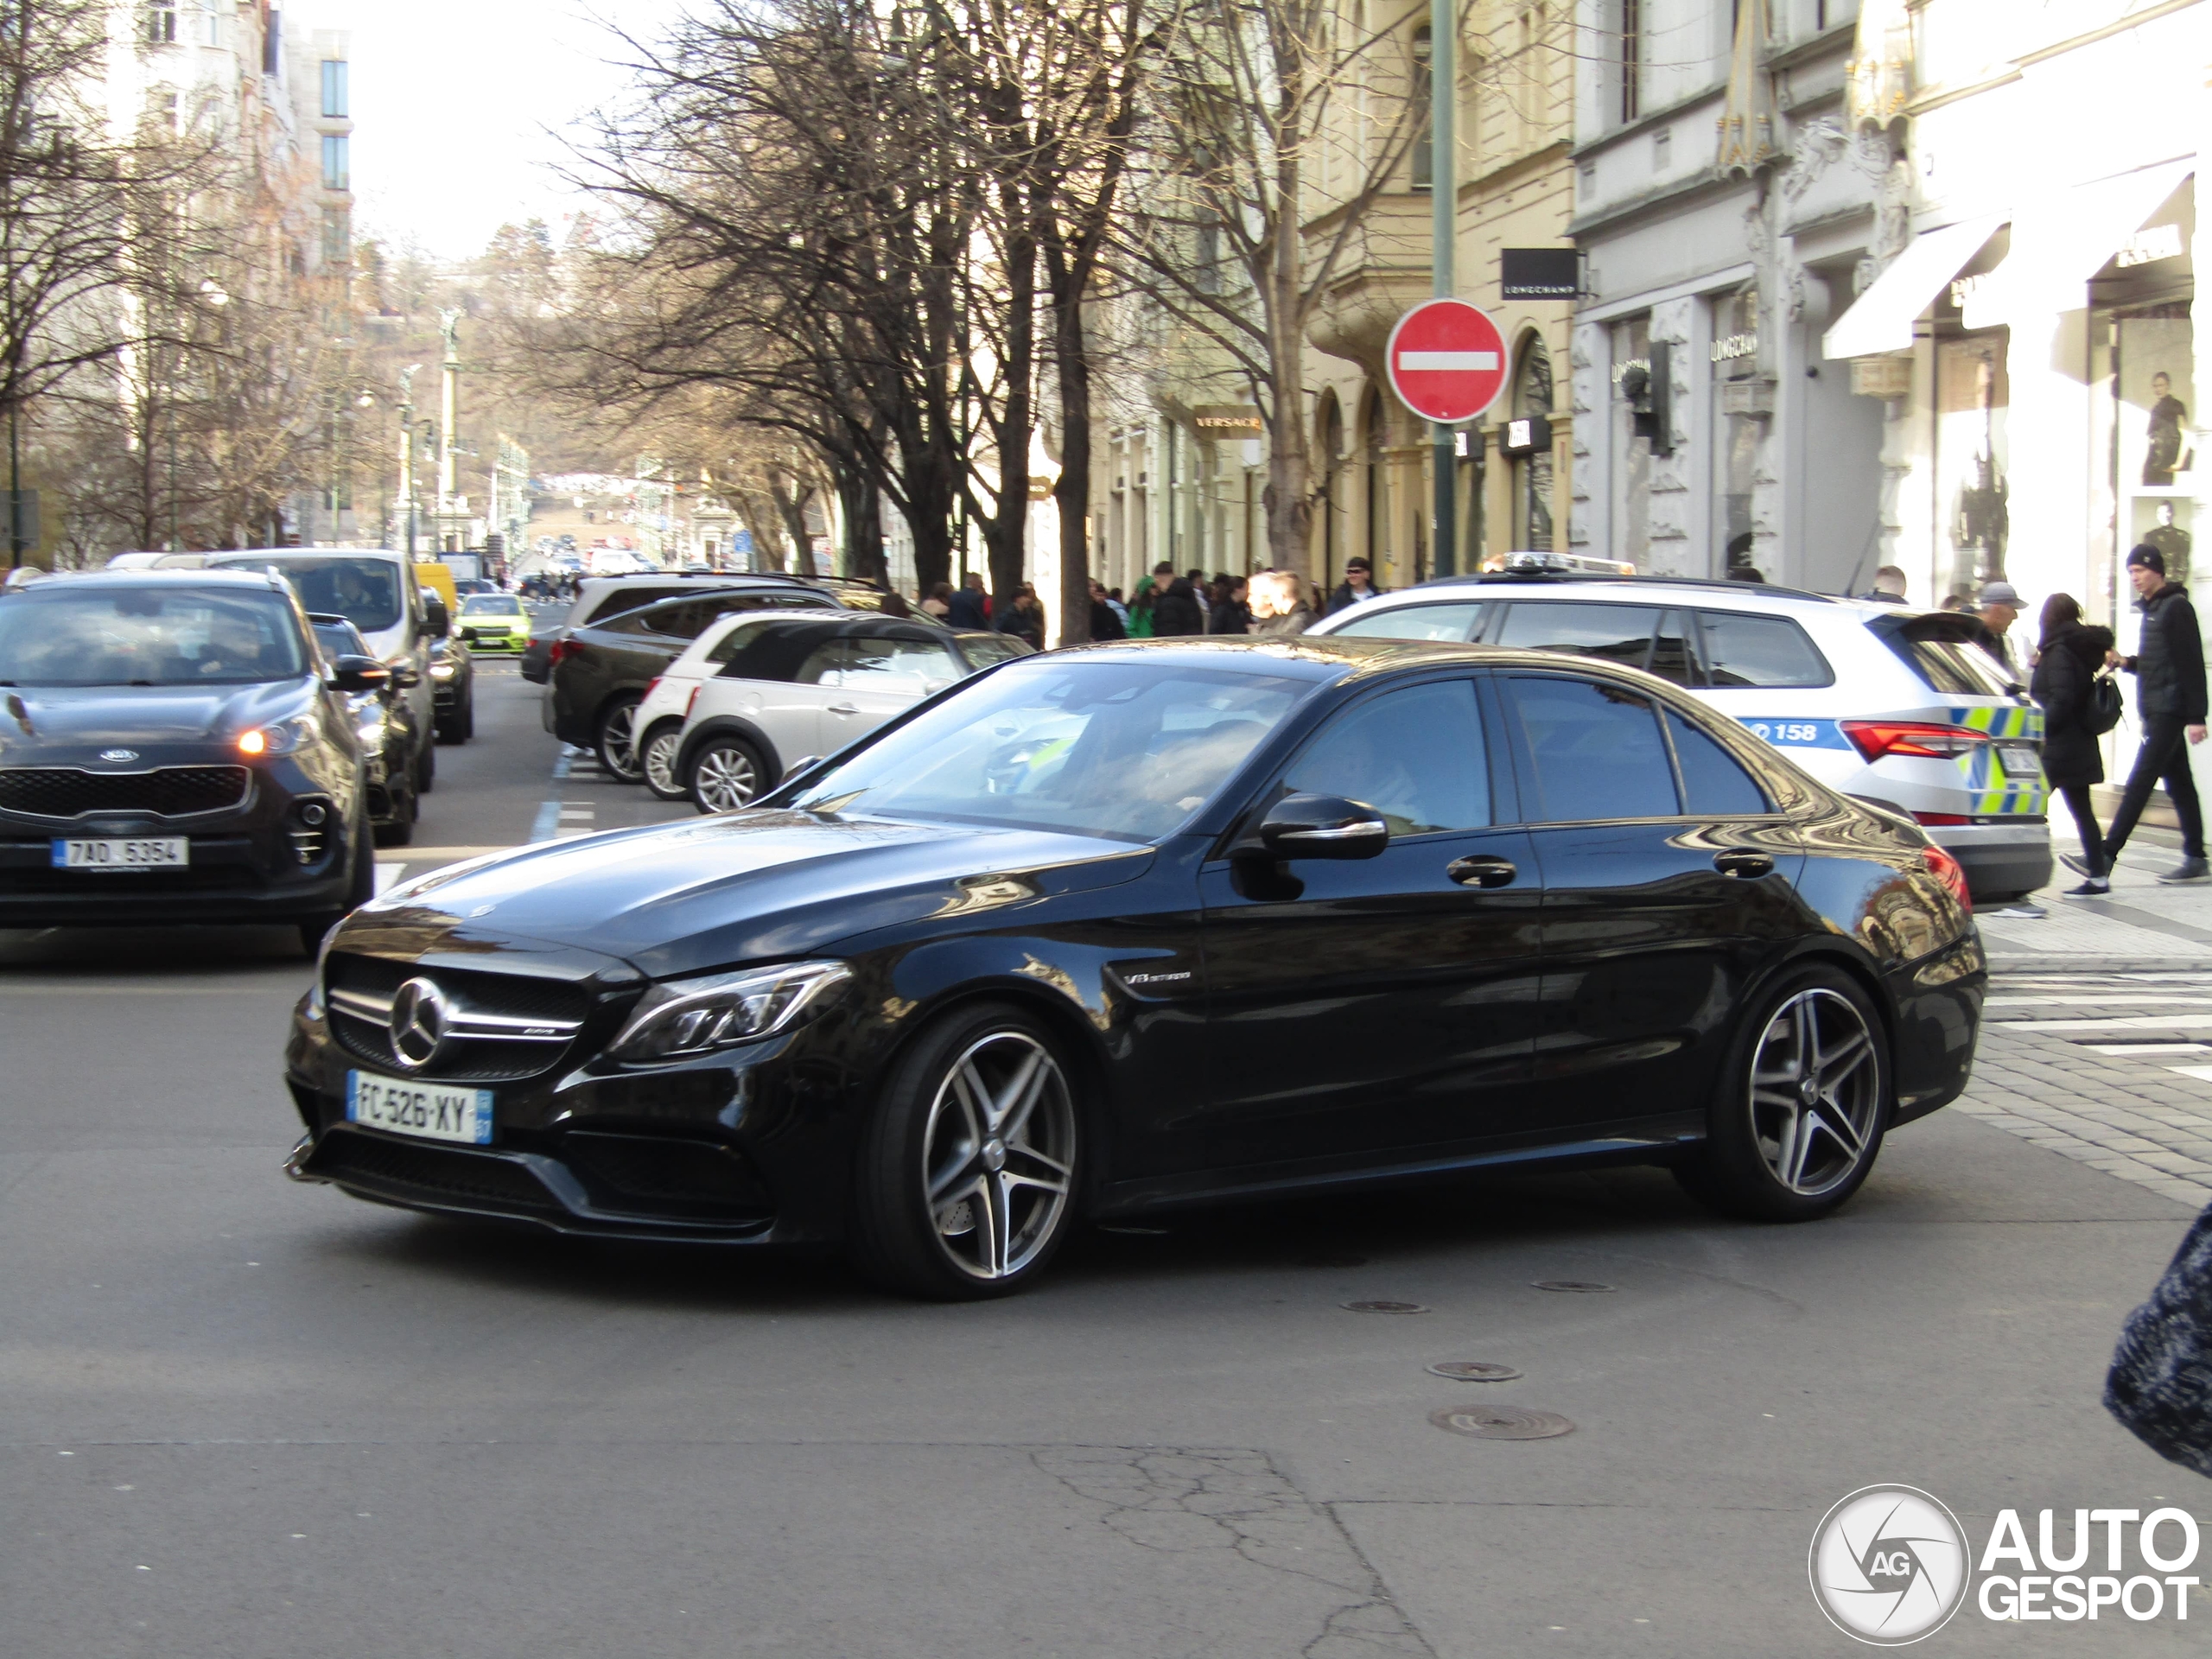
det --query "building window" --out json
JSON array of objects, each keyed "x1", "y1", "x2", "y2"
[
  {"x1": 321, "y1": 133, "x2": 348, "y2": 191},
  {"x1": 1513, "y1": 335, "x2": 1555, "y2": 552},
  {"x1": 1712, "y1": 288, "x2": 1760, "y2": 576},
  {"x1": 146, "y1": 88, "x2": 181, "y2": 134},
  {"x1": 1618, "y1": 0, "x2": 1642, "y2": 124},
  {"x1": 321, "y1": 207, "x2": 350, "y2": 266},
  {"x1": 1410, "y1": 27, "x2": 1433, "y2": 188},
  {"x1": 196, "y1": 0, "x2": 220, "y2": 48},
  {"x1": 147, "y1": 0, "x2": 176, "y2": 44},
  {"x1": 321, "y1": 60, "x2": 348, "y2": 119}
]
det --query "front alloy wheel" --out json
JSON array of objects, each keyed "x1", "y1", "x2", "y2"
[{"x1": 850, "y1": 1004, "x2": 1081, "y2": 1299}]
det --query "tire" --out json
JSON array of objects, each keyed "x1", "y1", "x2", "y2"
[
  {"x1": 848, "y1": 1002, "x2": 1081, "y2": 1300},
  {"x1": 461, "y1": 695, "x2": 475, "y2": 741},
  {"x1": 299, "y1": 810, "x2": 376, "y2": 957},
  {"x1": 1674, "y1": 966, "x2": 1890, "y2": 1223},
  {"x1": 414, "y1": 737, "x2": 435, "y2": 795},
  {"x1": 687, "y1": 733, "x2": 769, "y2": 814},
  {"x1": 639, "y1": 720, "x2": 689, "y2": 801},
  {"x1": 596, "y1": 696, "x2": 645, "y2": 782},
  {"x1": 372, "y1": 779, "x2": 416, "y2": 847}
]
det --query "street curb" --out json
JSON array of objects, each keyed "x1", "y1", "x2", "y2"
[{"x1": 1988, "y1": 956, "x2": 2212, "y2": 976}]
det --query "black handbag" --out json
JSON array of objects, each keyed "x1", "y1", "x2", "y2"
[
  {"x1": 2107, "y1": 1204, "x2": 2212, "y2": 1478},
  {"x1": 2089, "y1": 671, "x2": 2125, "y2": 737}
]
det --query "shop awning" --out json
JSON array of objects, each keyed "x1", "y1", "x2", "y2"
[
  {"x1": 1822, "y1": 216, "x2": 2005, "y2": 360},
  {"x1": 1962, "y1": 159, "x2": 2194, "y2": 327}
]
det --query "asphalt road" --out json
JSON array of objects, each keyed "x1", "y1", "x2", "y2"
[{"x1": 2, "y1": 667, "x2": 2207, "y2": 1656}]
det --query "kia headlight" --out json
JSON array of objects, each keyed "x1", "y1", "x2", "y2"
[
  {"x1": 238, "y1": 714, "x2": 318, "y2": 757},
  {"x1": 607, "y1": 961, "x2": 852, "y2": 1062}
]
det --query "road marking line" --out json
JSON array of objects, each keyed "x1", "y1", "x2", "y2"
[{"x1": 530, "y1": 801, "x2": 563, "y2": 841}]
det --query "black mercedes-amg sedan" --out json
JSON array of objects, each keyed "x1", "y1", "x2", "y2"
[
  {"x1": 0, "y1": 570, "x2": 386, "y2": 952},
  {"x1": 284, "y1": 637, "x2": 1986, "y2": 1299}
]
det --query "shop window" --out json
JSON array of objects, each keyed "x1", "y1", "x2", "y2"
[
  {"x1": 1935, "y1": 338, "x2": 2008, "y2": 604},
  {"x1": 1711, "y1": 287, "x2": 1760, "y2": 577},
  {"x1": 1512, "y1": 336, "x2": 1554, "y2": 552}
]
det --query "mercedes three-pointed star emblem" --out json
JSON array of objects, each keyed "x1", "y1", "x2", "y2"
[{"x1": 388, "y1": 977, "x2": 450, "y2": 1071}]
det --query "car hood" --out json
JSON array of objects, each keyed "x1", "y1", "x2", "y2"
[
  {"x1": 357, "y1": 810, "x2": 1155, "y2": 979},
  {"x1": 0, "y1": 679, "x2": 315, "y2": 763}
]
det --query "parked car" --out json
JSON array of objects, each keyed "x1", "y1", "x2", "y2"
[
  {"x1": 519, "y1": 571, "x2": 890, "y2": 687},
  {"x1": 1306, "y1": 572, "x2": 2052, "y2": 903},
  {"x1": 204, "y1": 550, "x2": 454, "y2": 798},
  {"x1": 626, "y1": 611, "x2": 1031, "y2": 806},
  {"x1": 454, "y1": 593, "x2": 531, "y2": 654},
  {"x1": 309, "y1": 614, "x2": 420, "y2": 845},
  {"x1": 0, "y1": 569, "x2": 383, "y2": 953},
  {"x1": 284, "y1": 635, "x2": 1983, "y2": 1299},
  {"x1": 539, "y1": 581, "x2": 866, "y2": 780}
]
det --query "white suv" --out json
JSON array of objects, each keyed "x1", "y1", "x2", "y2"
[
  {"x1": 1307, "y1": 574, "x2": 2051, "y2": 902},
  {"x1": 631, "y1": 610, "x2": 1030, "y2": 810}
]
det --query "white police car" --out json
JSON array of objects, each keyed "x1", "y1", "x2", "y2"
[{"x1": 1309, "y1": 570, "x2": 2050, "y2": 902}]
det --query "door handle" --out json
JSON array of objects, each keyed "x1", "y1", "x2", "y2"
[
  {"x1": 1447, "y1": 855, "x2": 1517, "y2": 888},
  {"x1": 1713, "y1": 849, "x2": 1775, "y2": 879},
  {"x1": 826, "y1": 702, "x2": 860, "y2": 715}
]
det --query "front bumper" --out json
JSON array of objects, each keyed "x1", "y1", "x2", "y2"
[{"x1": 283, "y1": 975, "x2": 864, "y2": 1245}]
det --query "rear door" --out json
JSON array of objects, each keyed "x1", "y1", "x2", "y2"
[
  {"x1": 1498, "y1": 671, "x2": 1806, "y2": 1134},
  {"x1": 816, "y1": 629, "x2": 966, "y2": 752},
  {"x1": 1197, "y1": 675, "x2": 1543, "y2": 1168}
]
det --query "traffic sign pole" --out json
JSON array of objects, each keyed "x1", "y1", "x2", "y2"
[{"x1": 1430, "y1": 0, "x2": 1457, "y2": 577}]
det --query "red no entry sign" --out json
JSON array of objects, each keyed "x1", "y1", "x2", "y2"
[{"x1": 1386, "y1": 299, "x2": 1509, "y2": 424}]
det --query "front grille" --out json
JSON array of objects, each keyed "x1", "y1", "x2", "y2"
[
  {"x1": 325, "y1": 950, "x2": 605, "y2": 1083},
  {"x1": 563, "y1": 1132, "x2": 772, "y2": 1219},
  {"x1": 313, "y1": 1130, "x2": 561, "y2": 1215},
  {"x1": 0, "y1": 766, "x2": 251, "y2": 820}
]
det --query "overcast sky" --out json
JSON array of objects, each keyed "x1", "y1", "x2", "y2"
[{"x1": 290, "y1": 0, "x2": 693, "y2": 261}]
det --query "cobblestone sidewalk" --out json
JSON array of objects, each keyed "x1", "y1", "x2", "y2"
[{"x1": 1961, "y1": 969, "x2": 2212, "y2": 1208}]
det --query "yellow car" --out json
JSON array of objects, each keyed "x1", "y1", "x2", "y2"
[{"x1": 455, "y1": 592, "x2": 531, "y2": 653}]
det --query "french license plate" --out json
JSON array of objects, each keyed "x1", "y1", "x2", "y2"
[
  {"x1": 346, "y1": 1070, "x2": 493, "y2": 1146},
  {"x1": 51, "y1": 836, "x2": 188, "y2": 870},
  {"x1": 1995, "y1": 743, "x2": 2040, "y2": 778}
]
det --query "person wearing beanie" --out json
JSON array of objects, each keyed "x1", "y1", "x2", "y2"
[
  {"x1": 2073, "y1": 543, "x2": 2210, "y2": 884},
  {"x1": 1977, "y1": 580, "x2": 2026, "y2": 681}
]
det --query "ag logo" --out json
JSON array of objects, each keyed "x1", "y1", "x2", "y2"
[{"x1": 1809, "y1": 1485, "x2": 1968, "y2": 1645}]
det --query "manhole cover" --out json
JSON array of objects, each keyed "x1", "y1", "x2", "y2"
[
  {"x1": 1429, "y1": 1404, "x2": 1575, "y2": 1440},
  {"x1": 1300, "y1": 1254, "x2": 1370, "y2": 1269},
  {"x1": 1341, "y1": 1300, "x2": 1430, "y2": 1314},
  {"x1": 1532, "y1": 1280, "x2": 1615, "y2": 1294},
  {"x1": 1427, "y1": 1360, "x2": 1522, "y2": 1382}
]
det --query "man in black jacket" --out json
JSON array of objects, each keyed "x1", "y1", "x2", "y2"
[{"x1": 2084, "y1": 544, "x2": 2210, "y2": 882}]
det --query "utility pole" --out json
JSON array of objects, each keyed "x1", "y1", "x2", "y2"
[
  {"x1": 396, "y1": 364, "x2": 419, "y2": 556},
  {"x1": 1430, "y1": 0, "x2": 1458, "y2": 577},
  {"x1": 435, "y1": 309, "x2": 460, "y2": 550}
]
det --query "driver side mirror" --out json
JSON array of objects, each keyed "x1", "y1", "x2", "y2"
[
  {"x1": 1253, "y1": 793, "x2": 1389, "y2": 860},
  {"x1": 388, "y1": 664, "x2": 422, "y2": 689},
  {"x1": 422, "y1": 593, "x2": 451, "y2": 639},
  {"x1": 327, "y1": 654, "x2": 391, "y2": 694}
]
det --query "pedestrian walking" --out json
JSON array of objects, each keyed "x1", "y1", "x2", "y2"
[
  {"x1": 946, "y1": 572, "x2": 988, "y2": 630},
  {"x1": 997, "y1": 585, "x2": 1046, "y2": 650},
  {"x1": 1977, "y1": 581, "x2": 2025, "y2": 681},
  {"x1": 1248, "y1": 569, "x2": 1313, "y2": 637},
  {"x1": 1324, "y1": 556, "x2": 1382, "y2": 616},
  {"x1": 1150, "y1": 575, "x2": 1206, "y2": 637},
  {"x1": 1208, "y1": 575, "x2": 1252, "y2": 634},
  {"x1": 2031, "y1": 593, "x2": 2116, "y2": 896},
  {"x1": 1086, "y1": 579, "x2": 1125, "y2": 641},
  {"x1": 2072, "y1": 545, "x2": 2210, "y2": 883},
  {"x1": 1185, "y1": 568, "x2": 1212, "y2": 625},
  {"x1": 2106, "y1": 1199, "x2": 2212, "y2": 1479}
]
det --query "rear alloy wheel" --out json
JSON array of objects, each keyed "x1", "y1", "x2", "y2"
[
  {"x1": 1675, "y1": 970, "x2": 1887, "y2": 1222},
  {"x1": 596, "y1": 697, "x2": 644, "y2": 782},
  {"x1": 850, "y1": 1005, "x2": 1080, "y2": 1299},
  {"x1": 639, "y1": 720, "x2": 689, "y2": 801},
  {"x1": 688, "y1": 735, "x2": 766, "y2": 814}
]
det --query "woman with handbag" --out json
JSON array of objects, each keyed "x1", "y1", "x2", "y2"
[{"x1": 2031, "y1": 593, "x2": 2119, "y2": 895}]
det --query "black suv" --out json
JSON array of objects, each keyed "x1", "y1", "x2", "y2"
[
  {"x1": 537, "y1": 577, "x2": 874, "y2": 779},
  {"x1": 520, "y1": 572, "x2": 845, "y2": 688},
  {"x1": 0, "y1": 571, "x2": 387, "y2": 953}
]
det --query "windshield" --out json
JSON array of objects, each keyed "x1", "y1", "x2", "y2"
[
  {"x1": 0, "y1": 586, "x2": 309, "y2": 686},
  {"x1": 213, "y1": 556, "x2": 404, "y2": 633},
  {"x1": 789, "y1": 660, "x2": 1312, "y2": 841},
  {"x1": 461, "y1": 594, "x2": 518, "y2": 615}
]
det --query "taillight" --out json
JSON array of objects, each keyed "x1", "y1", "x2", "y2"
[
  {"x1": 1840, "y1": 720, "x2": 1987, "y2": 762},
  {"x1": 1911, "y1": 811, "x2": 1972, "y2": 826},
  {"x1": 548, "y1": 638, "x2": 580, "y2": 666},
  {"x1": 1923, "y1": 844, "x2": 1972, "y2": 913}
]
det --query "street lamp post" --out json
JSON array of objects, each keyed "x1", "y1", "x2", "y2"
[
  {"x1": 1429, "y1": 0, "x2": 1458, "y2": 577},
  {"x1": 396, "y1": 364, "x2": 420, "y2": 556}
]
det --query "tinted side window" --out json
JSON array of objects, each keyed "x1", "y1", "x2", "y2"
[
  {"x1": 1665, "y1": 709, "x2": 1770, "y2": 815},
  {"x1": 1694, "y1": 611, "x2": 1832, "y2": 688},
  {"x1": 1329, "y1": 601, "x2": 1485, "y2": 642},
  {"x1": 843, "y1": 636, "x2": 961, "y2": 686},
  {"x1": 585, "y1": 585, "x2": 686, "y2": 625},
  {"x1": 1496, "y1": 602, "x2": 1660, "y2": 671},
  {"x1": 794, "y1": 641, "x2": 849, "y2": 685},
  {"x1": 1283, "y1": 680, "x2": 1489, "y2": 835},
  {"x1": 705, "y1": 618, "x2": 779, "y2": 666},
  {"x1": 1507, "y1": 676, "x2": 1679, "y2": 822}
]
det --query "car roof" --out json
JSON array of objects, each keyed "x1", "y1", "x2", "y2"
[
  {"x1": 206, "y1": 547, "x2": 408, "y2": 563},
  {"x1": 1374, "y1": 573, "x2": 1843, "y2": 609},
  {"x1": 3, "y1": 567, "x2": 290, "y2": 593}
]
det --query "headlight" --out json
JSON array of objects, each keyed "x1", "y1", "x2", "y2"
[
  {"x1": 238, "y1": 715, "x2": 317, "y2": 757},
  {"x1": 606, "y1": 960, "x2": 852, "y2": 1063},
  {"x1": 430, "y1": 660, "x2": 457, "y2": 682}
]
